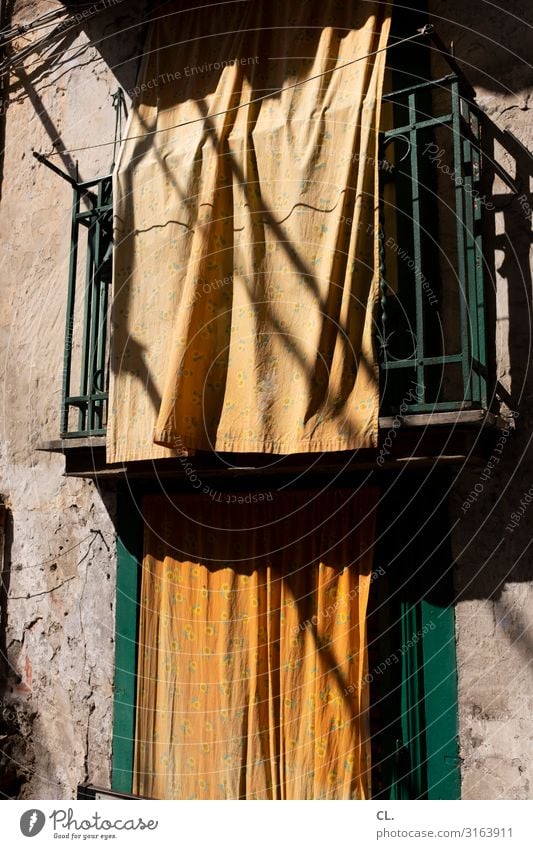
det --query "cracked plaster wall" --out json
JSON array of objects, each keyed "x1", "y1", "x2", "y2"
[
  {"x1": 1, "y1": 0, "x2": 532, "y2": 802},
  {"x1": 0, "y1": 0, "x2": 147, "y2": 798}
]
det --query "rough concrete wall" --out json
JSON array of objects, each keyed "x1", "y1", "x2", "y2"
[
  {"x1": 0, "y1": 0, "x2": 147, "y2": 798},
  {"x1": 430, "y1": 1, "x2": 533, "y2": 800}
]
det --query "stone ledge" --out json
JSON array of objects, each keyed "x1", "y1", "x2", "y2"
[{"x1": 36, "y1": 409, "x2": 506, "y2": 455}]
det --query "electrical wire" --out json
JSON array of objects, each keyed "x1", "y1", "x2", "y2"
[
  {"x1": 40, "y1": 25, "x2": 431, "y2": 159},
  {"x1": 0, "y1": 531, "x2": 102, "y2": 573},
  {"x1": 0, "y1": 16, "x2": 101, "y2": 74},
  {"x1": 0, "y1": 0, "x2": 107, "y2": 40},
  {"x1": 0, "y1": 2, "x2": 138, "y2": 73},
  {"x1": 0, "y1": 8, "x2": 71, "y2": 46},
  {"x1": 0, "y1": 0, "x2": 171, "y2": 73}
]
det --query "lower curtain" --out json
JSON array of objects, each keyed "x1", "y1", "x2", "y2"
[{"x1": 134, "y1": 487, "x2": 378, "y2": 799}]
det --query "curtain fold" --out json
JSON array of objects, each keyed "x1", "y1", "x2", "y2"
[
  {"x1": 107, "y1": 0, "x2": 391, "y2": 462},
  {"x1": 134, "y1": 487, "x2": 378, "y2": 799}
]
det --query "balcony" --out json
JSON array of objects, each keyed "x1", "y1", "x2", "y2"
[
  {"x1": 49, "y1": 73, "x2": 502, "y2": 477},
  {"x1": 378, "y1": 73, "x2": 487, "y2": 416}
]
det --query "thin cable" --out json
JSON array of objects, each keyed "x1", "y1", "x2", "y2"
[
  {"x1": 0, "y1": 24, "x2": 75, "y2": 74},
  {"x1": 0, "y1": 0, "x2": 172, "y2": 74},
  {"x1": 41, "y1": 26, "x2": 430, "y2": 159},
  {"x1": 2, "y1": 531, "x2": 98, "y2": 572},
  {"x1": 0, "y1": 13, "x2": 98, "y2": 71},
  {"x1": 0, "y1": 9, "x2": 71, "y2": 46},
  {"x1": 0, "y1": 0, "x2": 104, "y2": 36},
  {"x1": 13, "y1": 0, "x2": 249, "y2": 75},
  {"x1": 0, "y1": 2, "x2": 135, "y2": 72}
]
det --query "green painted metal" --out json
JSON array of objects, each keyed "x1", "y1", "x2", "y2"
[
  {"x1": 408, "y1": 90, "x2": 426, "y2": 398},
  {"x1": 61, "y1": 174, "x2": 112, "y2": 437},
  {"x1": 421, "y1": 598, "x2": 461, "y2": 799},
  {"x1": 61, "y1": 189, "x2": 81, "y2": 436},
  {"x1": 392, "y1": 598, "x2": 460, "y2": 800},
  {"x1": 380, "y1": 74, "x2": 487, "y2": 415},
  {"x1": 399, "y1": 600, "x2": 427, "y2": 798},
  {"x1": 78, "y1": 194, "x2": 95, "y2": 433},
  {"x1": 470, "y1": 106, "x2": 488, "y2": 408},
  {"x1": 385, "y1": 354, "x2": 464, "y2": 370},
  {"x1": 376, "y1": 471, "x2": 461, "y2": 801},
  {"x1": 457, "y1": 95, "x2": 487, "y2": 411},
  {"x1": 451, "y1": 79, "x2": 472, "y2": 404},
  {"x1": 111, "y1": 490, "x2": 142, "y2": 794}
]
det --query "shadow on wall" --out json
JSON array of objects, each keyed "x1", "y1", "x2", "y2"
[
  {"x1": 428, "y1": 8, "x2": 533, "y2": 636},
  {"x1": 450, "y1": 199, "x2": 533, "y2": 625},
  {"x1": 4, "y1": 0, "x2": 149, "y2": 185},
  {"x1": 446, "y1": 95, "x2": 533, "y2": 604},
  {"x1": 430, "y1": 0, "x2": 532, "y2": 97}
]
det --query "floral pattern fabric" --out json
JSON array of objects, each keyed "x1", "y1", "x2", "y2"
[{"x1": 134, "y1": 487, "x2": 377, "y2": 799}]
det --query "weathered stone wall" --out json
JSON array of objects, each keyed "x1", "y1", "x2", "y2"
[
  {"x1": 0, "y1": 0, "x2": 147, "y2": 798},
  {"x1": 430, "y1": 0, "x2": 533, "y2": 800},
  {"x1": 1, "y1": 0, "x2": 531, "y2": 801}
]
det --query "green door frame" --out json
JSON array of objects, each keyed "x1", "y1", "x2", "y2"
[
  {"x1": 111, "y1": 487, "x2": 142, "y2": 794},
  {"x1": 421, "y1": 595, "x2": 461, "y2": 799},
  {"x1": 393, "y1": 598, "x2": 460, "y2": 800},
  {"x1": 382, "y1": 470, "x2": 461, "y2": 800}
]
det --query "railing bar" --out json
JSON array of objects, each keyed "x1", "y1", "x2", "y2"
[
  {"x1": 62, "y1": 175, "x2": 114, "y2": 437},
  {"x1": 95, "y1": 225, "x2": 111, "y2": 428},
  {"x1": 382, "y1": 354, "x2": 464, "y2": 370},
  {"x1": 60, "y1": 432, "x2": 107, "y2": 439},
  {"x1": 61, "y1": 186, "x2": 81, "y2": 435},
  {"x1": 382, "y1": 74, "x2": 457, "y2": 100},
  {"x1": 78, "y1": 209, "x2": 95, "y2": 433},
  {"x1": 384, "y1": 113, "x2": 453, "y2": 138},
  {"x1": 471, "y1": 107, "x2": 487, "y2": 407},
  {"x1": 65, "y1": 394, "x2": 109, "y2": 404},
  {"x1": 60, "y1": 430, "x2": 107, "y2": 439},
  {"x1": 396, "y1": 401, "x2": 477, "y2": 413},
  {"x1": 76, "y1": 174, "x2": 113, "y2": 189},
  {"x1": 452, "y1": 81, "x2": 472, "y2": 404},
  {"x1": 408, "y1": 91, "x2": 426, "y2": 402},
  {"x1": 96, "y1": 181, "x2": 112, "y2": 377},
  {"x1": 87, "y1": 181, "x2": 104, "y2": 432},
  {"x1": 75, "y1": 205, "x2": 113, "y2": 221},
  {"x1": 462, "y1": 99, "x2": 481, "y2": 405}
]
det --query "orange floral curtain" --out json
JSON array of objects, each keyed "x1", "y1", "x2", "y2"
[
  {"x1": 107, "y1": 0, "x2": 391, "y2": 462},
  {"x1": 134, "y1": 487, "x2": 378, "y2": 799}
]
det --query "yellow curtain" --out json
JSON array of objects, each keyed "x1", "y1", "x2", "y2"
[
  {"x1": 134, "y1": 487, "x2": 378, "y2": 799},
  {"x1": 107, "y1": 0, "x2": 391, "y2": 462}
]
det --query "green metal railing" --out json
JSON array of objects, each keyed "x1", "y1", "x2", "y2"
[
  {"x1": 61, "y1": 175, "x2": 113, "y2": 437},
  {"x1": 379, "y1": 73, "x2": 487, "y2": 414}
]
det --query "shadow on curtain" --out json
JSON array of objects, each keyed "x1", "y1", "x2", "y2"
[
  {"x1": 107, "y1": 0, "x2": 391, "y2": 462},
  {"x1": 134, "y1": 486, "x2": 378, "y2": 799}
]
